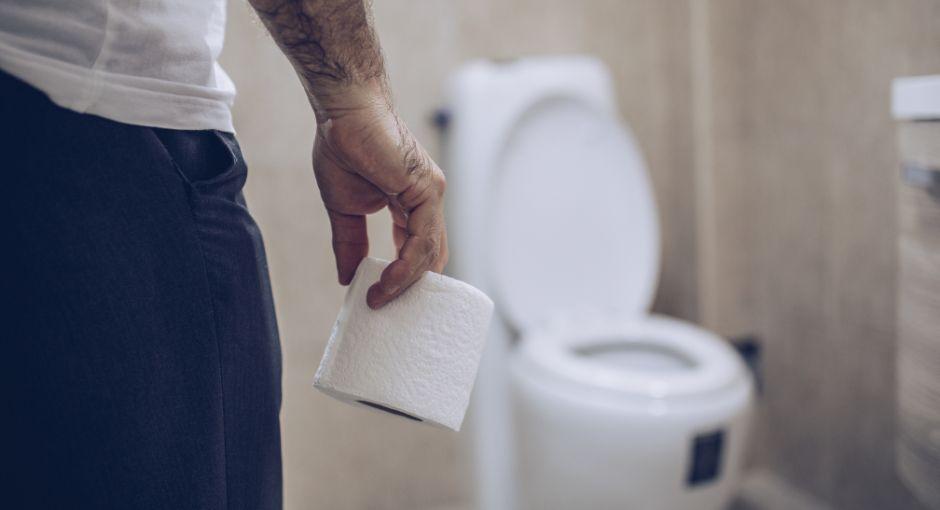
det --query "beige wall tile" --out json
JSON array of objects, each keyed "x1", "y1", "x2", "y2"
[{"x1": 696, "y1": 1, "x2": 940, "y2": 508}]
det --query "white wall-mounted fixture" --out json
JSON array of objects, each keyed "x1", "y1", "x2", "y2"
[{"x1": 892, "y1": 74, "x2": 940, "y2": 121}]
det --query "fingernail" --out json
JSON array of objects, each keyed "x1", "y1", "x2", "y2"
[{"x1": 366, "y1": 286, "x2": 385, "y2": 309}]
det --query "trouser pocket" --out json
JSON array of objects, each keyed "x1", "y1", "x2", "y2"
[{"x1": 152, "y1": 128, "x2": 247, "y2": 196}]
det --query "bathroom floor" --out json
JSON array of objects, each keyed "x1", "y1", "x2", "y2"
[{"x1": 730, "y1": 471, "x2": 831, "y2": 510}]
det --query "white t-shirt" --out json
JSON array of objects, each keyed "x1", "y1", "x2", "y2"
[{"x1": 0, "y1": 0, "x2": 236, "y2": 132}]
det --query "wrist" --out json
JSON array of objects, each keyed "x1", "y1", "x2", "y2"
[{"x1": 305, "y1": 78, "x2": 392, "y2": 124}]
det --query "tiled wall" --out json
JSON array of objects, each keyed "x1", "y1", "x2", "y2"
[{"x1": 694, "y1": 1, "x2": 940, "y2": 508}]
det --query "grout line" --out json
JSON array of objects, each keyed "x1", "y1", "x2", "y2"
[{"x1": 689, "y1": 0, "x2": 716, "y2": 328}]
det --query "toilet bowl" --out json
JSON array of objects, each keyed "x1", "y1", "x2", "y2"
[
  {"x1": 512, "y1": 315, "x2": 752, "y2": 510},
  {"x1": 444, "y1": 56, "x2": 753, "y2": 510}
]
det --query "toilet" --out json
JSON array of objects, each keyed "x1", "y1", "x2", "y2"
[{"x1": 443, "y1": 56, "x2": 753, "y2": 510}]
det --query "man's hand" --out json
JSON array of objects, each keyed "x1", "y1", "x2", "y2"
[
  {"x1": 248, "y1": 0, "x2": 448, "y2": 308},
  {"x1": 314, "y1": 101, "x2": 447, "y2": 309}
]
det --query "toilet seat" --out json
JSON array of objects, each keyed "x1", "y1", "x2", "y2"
[{"x1": 517, "y1": 314, "x2": 746, "y2": 399}]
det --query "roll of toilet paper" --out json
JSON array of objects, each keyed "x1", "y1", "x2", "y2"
[{"x1": 314, "y1": 257, "x2": 494, "y2": 431}]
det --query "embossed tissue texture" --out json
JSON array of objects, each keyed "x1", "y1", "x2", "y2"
[{"x1": 314, "y1": 257, "x2": 494, "y2": 431}]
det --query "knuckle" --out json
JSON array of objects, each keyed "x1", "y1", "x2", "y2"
[
  {"x1": 402, "y1": 137, "x2": 425, "y2": 177},
  {"x1": 430, "y1": 170, "x2": 446, "y2": 197}
]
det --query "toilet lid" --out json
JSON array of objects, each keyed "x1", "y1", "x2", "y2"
[{"x1": 488, "y1": 97, "x2": 660, "y2": 331}]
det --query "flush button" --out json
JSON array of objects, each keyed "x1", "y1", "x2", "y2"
[{"x1": 687, "y1": 429, "x2": 724, "y2": 486}]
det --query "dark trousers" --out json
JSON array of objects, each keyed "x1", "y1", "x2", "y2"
[{"x1": 0, "y1": 70, "x2": 283, "y2": 510}]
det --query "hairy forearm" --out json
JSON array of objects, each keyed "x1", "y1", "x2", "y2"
[
  {"x1": 248, "y1": 0, "x2": 390, "y2": 120},
  {"x1": 249, "y1": 0, "x2": 448, "y2": 304}
]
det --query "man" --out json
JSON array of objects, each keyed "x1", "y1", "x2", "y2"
[{"x1": 0, "y1": 0, "x2": 447, "y2": 508}]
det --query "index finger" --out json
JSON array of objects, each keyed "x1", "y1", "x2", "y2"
[{"x1": 366, "y1": 201, "x2": 444, "y2": 309}]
